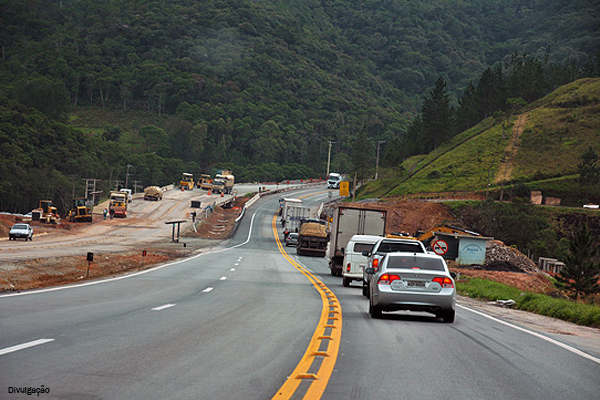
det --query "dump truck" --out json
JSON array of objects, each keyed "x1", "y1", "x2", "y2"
[
  {"x1": 328, "y1": 205, "x2": 387, "y2": 276},
  {"x1": 297, "y1": 221, "x2": 329, "y2": 257},
  {"x1": 211, "y1": 173, "x2": 235, "y2": 194},
  {"x1": 143, "y1": 186, "x2": 163, "y2": 201},
  {"x1": 67, "y1": 197, "x2": 93, "y2": 222},
  {"x1": 32, "y1": 200, "x2": 61, "y2": 224},
  {"x1": 197, "y1": 174, "x2": 213, "y2": 190},
  {"x1": 109, "y1": 191, "x2": 127, "y2": 217},
  {"x1": 179, "y1": 173, "x2": 194, "y2": 190}
]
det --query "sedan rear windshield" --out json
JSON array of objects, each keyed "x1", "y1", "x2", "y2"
[
  {"x1": 386, "y1": 256, "x2": 446, "y2": 271},
  {"x1": 12, "y1": 224, "x2": 28, "y2": 229},
  {"x1": 376, "y1": 242, "x2": 424, "y2": 254}
]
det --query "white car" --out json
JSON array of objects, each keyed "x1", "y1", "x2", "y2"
[
  {"x1": 367, "y1": 252, "x2": 456, "y2": 322},
  {"x1": 9, "y1": 223, "x2": 33, "y2": 241}
]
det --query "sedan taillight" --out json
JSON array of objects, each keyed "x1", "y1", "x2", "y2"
[
  {"x1": 378, "y1": 274, "x2": 401, "y2": 285},
  {"x1": 433, "y1": 277, "x2": 454, "y2": 288}
]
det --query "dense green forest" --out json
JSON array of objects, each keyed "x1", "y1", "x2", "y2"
[{"x1": 0, "y1": 0, "x2": 599, "y2": 213}]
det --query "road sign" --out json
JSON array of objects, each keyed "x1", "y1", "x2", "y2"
[
  {"x1": 339, "y1": 181, "x2": 350, "y2": 197},
  {"x1": 432, "y1": 239, "x2": 449, "y2": 255}
]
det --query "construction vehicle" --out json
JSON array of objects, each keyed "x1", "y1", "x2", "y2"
[
  {"x1": 328, "y1": 205, "x2": 387, "y2": 276},
  {"x1": 415, "y1": 225, "x2": 480, "y2": 248},
  {"x1": 211, "y1": 173, "x2": 235, "y2": 194},
  {"x1": 32, "y1": 200, "x2": 61, "y2": 224},
  {"x1": 143, "y1": 186, "x2": 163, "y2": 201},
  {"x1": 297, "y1": 221, "x2": 329, "y2": 257},
  {"x1": 109, "y1": 191, "x2": 127, "y2": 217},
  {"x1": 197, "y1": 174, "x2": 213, "y2": 190},
  {"x1": 179, "y1": 173, "x2": 194, "y2": 190},
  {"x1": 67, "y1": 197, "x2": 93, "y2": 222}
]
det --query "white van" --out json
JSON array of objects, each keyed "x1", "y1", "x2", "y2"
[{"x1": 341, "y1": 234, "x2": 382, "y2": 287}]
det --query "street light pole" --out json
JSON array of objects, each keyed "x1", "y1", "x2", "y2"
[
  {"x1": 326, "y1": 141, "x2": 335, "y2": 178},
  {"x1": 375, "y1": 141, "x2": 386, "y2": 179}
]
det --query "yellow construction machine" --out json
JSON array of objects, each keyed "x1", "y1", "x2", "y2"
[
  {"x1": 32, "y1": 200, "x2": 61, "y2": 224},
  {"x1": 180, "y1": 173, "x2": 194, "y2": 190},
  {"x1": 67, "y1": 197, "x2": 93, "y2": 222}
]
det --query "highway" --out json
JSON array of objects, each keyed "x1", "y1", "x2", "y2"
[{"x1": 1, "y1": 188, "x2": 599, "y2": 399}]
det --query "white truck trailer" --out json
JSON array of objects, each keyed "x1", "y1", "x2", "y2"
[{"x1": 328, "y1": 205, "x2": 387, "y2": 276}]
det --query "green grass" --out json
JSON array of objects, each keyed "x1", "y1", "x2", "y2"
[{"x1": 457, "y1": 276, "x2": 600, "y2": 328}]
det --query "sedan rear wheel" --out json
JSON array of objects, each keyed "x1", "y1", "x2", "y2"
[
  {"x1": 369, "y1": 300, "x2": 381, "y2": 318},
  {"x1": 442, "y1": 310, "x2": 455, "y2": 323}
]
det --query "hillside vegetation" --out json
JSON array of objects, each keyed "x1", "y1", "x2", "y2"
[
  {"x1": 0, "y1": 0, "x2": 599, "y2": 213},
  {"x1": 360, "y1": 78, "x2": 600, "y2": 205}
]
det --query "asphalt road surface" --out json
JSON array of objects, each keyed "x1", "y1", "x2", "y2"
[{"x1": 1, "y1": 187, "x2": 599, "y2": 400}]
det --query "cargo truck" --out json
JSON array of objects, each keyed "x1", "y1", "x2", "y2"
[
  {"x1": 297, "y1": 221, "x2": 329, "y2": 257},
  {"x1": 328, "y1": 205, "x2": 387, "y2": 276}
]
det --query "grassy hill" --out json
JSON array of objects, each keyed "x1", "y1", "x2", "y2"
[{"x1": 360, "y1": 78, "x2": 600, "y2": 205}]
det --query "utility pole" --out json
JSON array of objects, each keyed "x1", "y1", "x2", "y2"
[
  {"x1": 132, "y1": 180, "x2": 143, "y2": 194},
  {"x1": 125, "y1": 164, "x2": 133, "y2": 189},
  {"x1": 326, "y1": 141, "x2": 335, "y2": 178},
  {"x1": 375, "y1": 141, "x2": 386, "y2": 180}
]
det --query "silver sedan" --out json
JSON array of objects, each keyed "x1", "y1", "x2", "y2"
[{"x1": 366, "y1": 253, "x2": 456, "y2": 322}]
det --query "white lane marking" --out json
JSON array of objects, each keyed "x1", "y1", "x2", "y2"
[
  {"x1": 0, "y1": 211, "x2": 261, "y2": 298},
  {"x1": 0, "y1": 339, "x2": 55, "y2": 356},
  {"x1": 152, "y1": 304, "x2": 176, "y2": 311},
  {"x1": 230, "y1": 268, "x2": 236, "y2": 271},
  {"x1": 458, "y1": 304, "x2": 600, "y2": 365},
  {"x1": 220, "y1": 276, "x2": 227, "y2": 281},
  {"x1": 234, "y1": 263, "x2": 239, "y2": 266},
  {"x1": 202, "y1": 287, "x2": 214, "y2": 293}
]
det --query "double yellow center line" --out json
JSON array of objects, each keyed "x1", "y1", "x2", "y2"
[{"x1": 270, "y1": 214, "x2": 342, "y2": 400}]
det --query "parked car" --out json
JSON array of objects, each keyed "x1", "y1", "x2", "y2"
[
  {"x1": 285, "y1": 232, "x2": 299, "y2": 247},
  {"x1": 366, "y1": 252, "x2": 456, "y2": 322},
  {"x1": 9, "y1": 223, "x2": 33, "y2": 241},
  {"x1": 362, "y1": 237, "x2": 427, "y2": 297},
  {"x1": 341, "y1": 234, "x2": 381, "y2": 287}
]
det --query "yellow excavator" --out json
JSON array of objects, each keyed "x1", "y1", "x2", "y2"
[{"x1": 415, "y1": 225, "x2": 481, "y2": 247}]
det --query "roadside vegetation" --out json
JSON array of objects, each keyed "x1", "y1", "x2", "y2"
[{"x1": 457, "y1": 277, "x2": 600, "y2": 329}]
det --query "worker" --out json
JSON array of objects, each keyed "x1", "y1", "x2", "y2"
[{"x1": 103, "y1": 208, "x2": 108, "y2": 220}]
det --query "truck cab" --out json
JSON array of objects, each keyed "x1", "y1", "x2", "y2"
[{"x1": 327, "y1": 173, "x2": 342, "y2": 189}]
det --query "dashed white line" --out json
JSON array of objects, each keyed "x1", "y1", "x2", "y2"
[
  {"x1": 152, "y1": 304, "x2": 176, "y2": 311},
  {"x1": 0, "y1": 339, "x2": 55, "y2": 356},
  {"x1": 230, "y1": 268, "x2": 236, "y2": 271},
  {"x1": 220, "y1": 276, "x2": 228, "y2": 281},
  {"x1": 202, "y1": 287, "x2": 214, "y2": 293}
]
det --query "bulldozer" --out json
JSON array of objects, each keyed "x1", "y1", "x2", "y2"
[
  {"x1": 32, "y1": 200, "x2": 61, "y2": 224},
  {"x1": 67, "y1": 197, "x2": 93, "y2": 222}
]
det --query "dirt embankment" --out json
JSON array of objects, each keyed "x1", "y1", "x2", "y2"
[{"x1": 0, "y1": 197, "x2": 247, "y2": 292}]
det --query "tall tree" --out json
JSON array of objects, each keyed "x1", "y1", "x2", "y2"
[
  {"x1": 555, "y1": 224, "x2": 600, "y2": 300},
  {"x1": 578, "y1": 146, "x2": 600, "y2": 197},
  {"x1": 421, "y1": 76, "x2": 453, "y2": 152}
]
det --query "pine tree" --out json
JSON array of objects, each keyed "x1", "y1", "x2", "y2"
[
  {"x1": 555, "y1": 224, "x2": 600, "y2": 301},
  {"x1": 578, "y1": 146, "x2": 600, "y2": 197},
  {"x1": 421, "y1": 76, "x2": 453, "y2": 152}
]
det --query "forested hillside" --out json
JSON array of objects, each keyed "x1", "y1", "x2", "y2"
[{"x1": 0, "y1": 0, "x2": 599, "y2": 213}]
